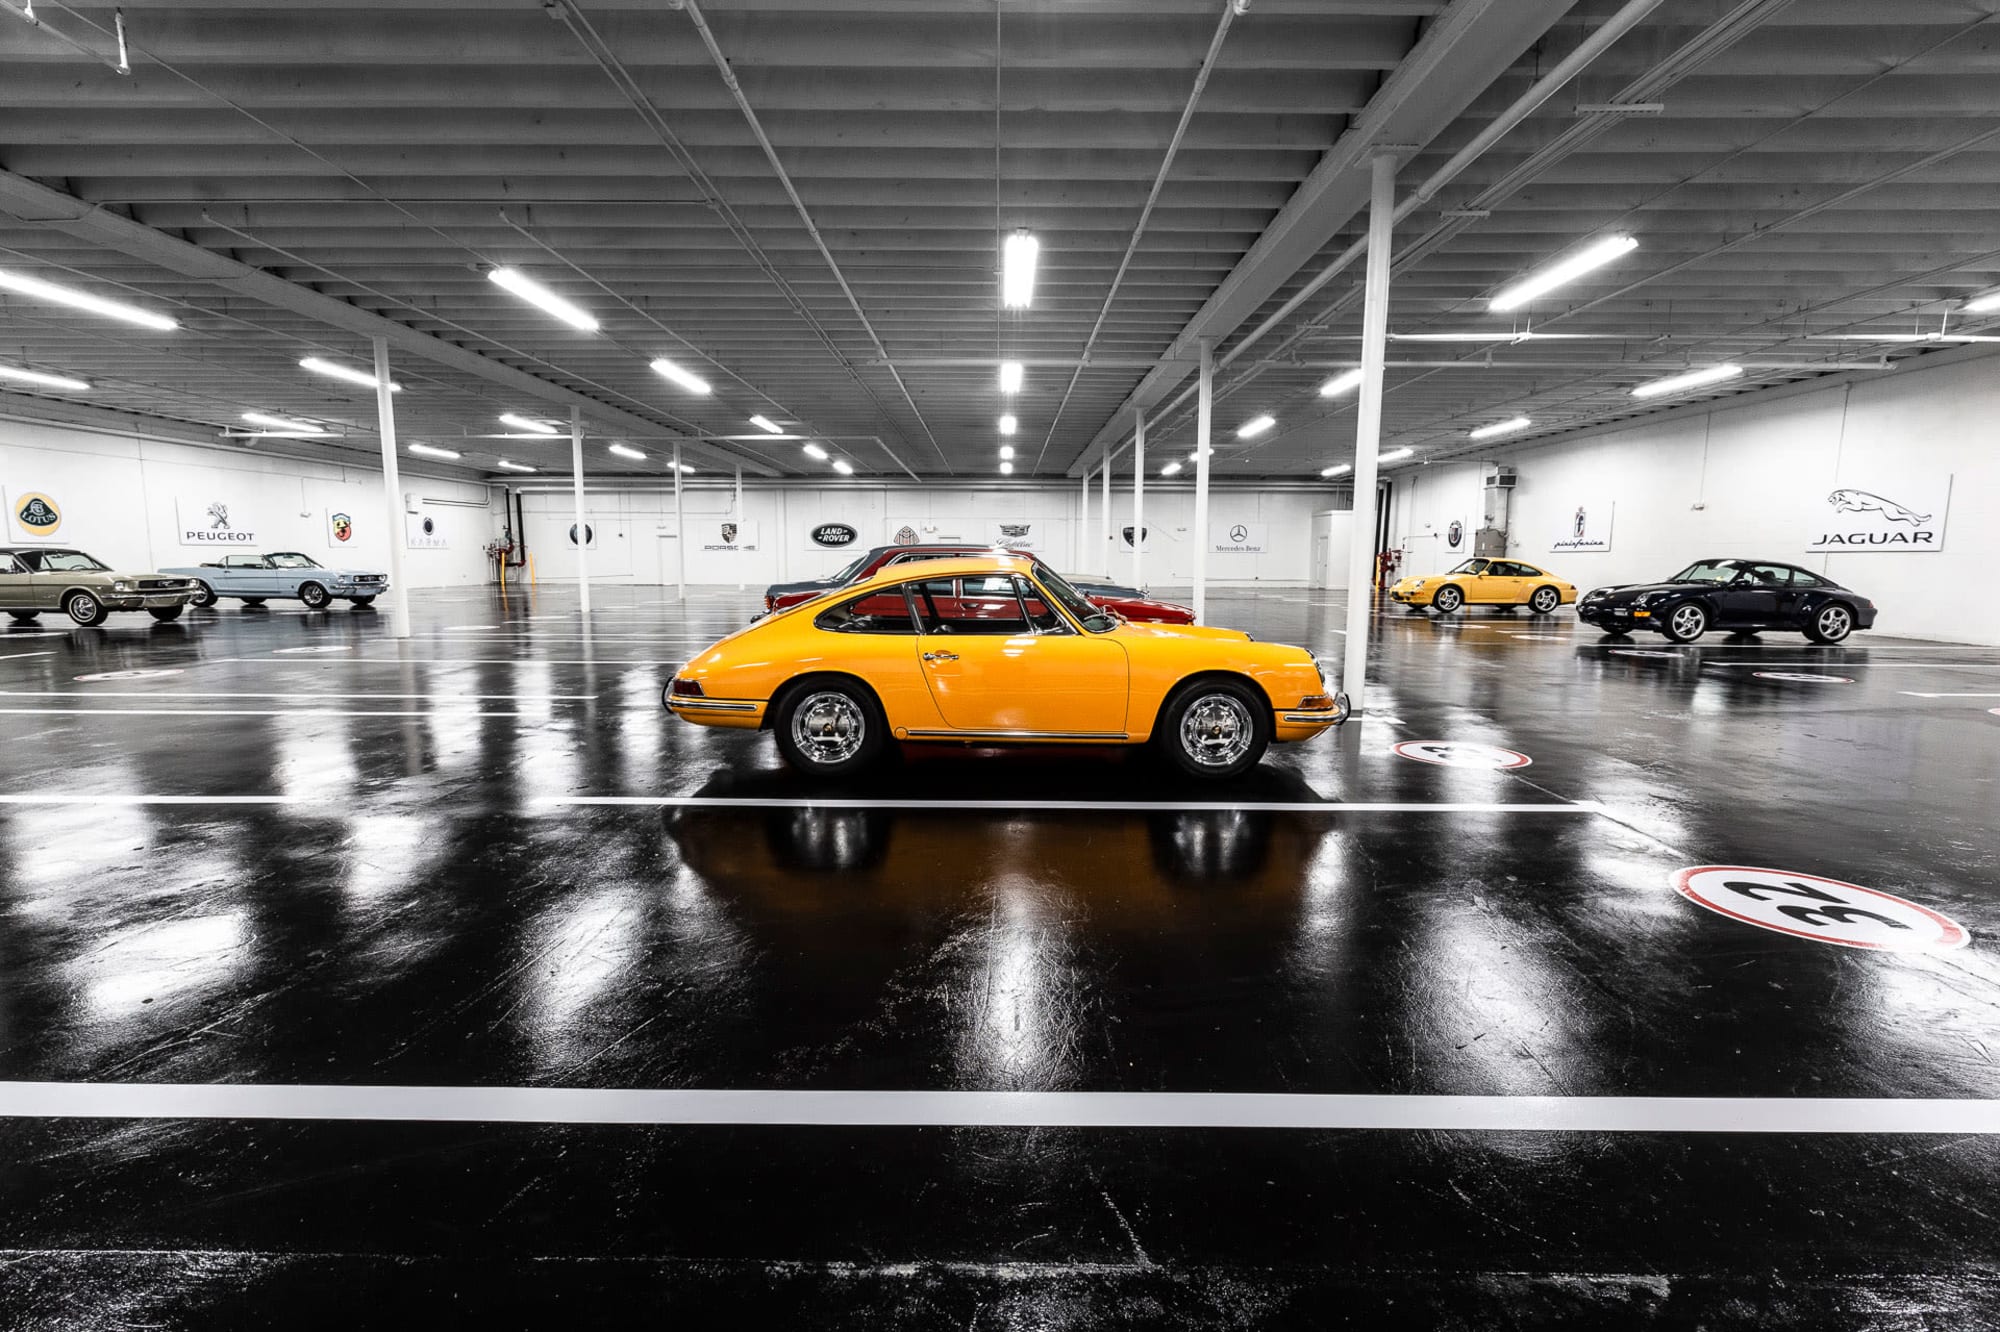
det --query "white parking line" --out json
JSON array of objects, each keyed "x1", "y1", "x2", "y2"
[
  {"x1": 0, "y1": 691, "x2": 599, "y2": 700},
  {"x1": 0, "y1": 651, "x2": 57, "y2": 661},
  {"x1": 3, "y1": 1081, "x2": 1996, "y2": 1134},
  {"x1": 541, "y1": 796, "x2": 1600, "y2": 814},
  {"x1": 0, "y1": 707, "x2": 528, "y2": 718},
  {"x1": 1900, "y1": 692, "x2": 2000, "y2": 698},
  {"x1": 0, "y1": 795, "x2": 298, "y2": 805},
  {"x1": 212, "y1": 658, "x2": 674, "y2": 667}
]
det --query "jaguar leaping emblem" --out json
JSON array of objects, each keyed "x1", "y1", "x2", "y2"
[{"x1": 1827, "y1": 489, "x2": 1930, "y2": 526}]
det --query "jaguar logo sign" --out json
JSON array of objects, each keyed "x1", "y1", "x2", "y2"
[
  {"x1": 811, "y1": 522, "x2": 858, "y2": 548},
  {"x1": 13, "y1": 492, "x2": 60, "y2": 537},
  {"x1": 1809, "y1": 484, "x2": 1948, "y2": 552}
]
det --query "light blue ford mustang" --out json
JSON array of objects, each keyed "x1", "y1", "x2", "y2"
[{"x1": 162, "y1": 551, "x2": 389, "y2": 610}]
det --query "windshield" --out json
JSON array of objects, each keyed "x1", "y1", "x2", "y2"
[
  {"x1": 1032, "y1": 563, "x2": 1118, "y2": 632},
  {"x1": 25, "y1": 550, "x2": 109, "y2": 572},
  {"x1": 1669, "y1": 560, "x2": 1741, "y2": 585},
  {"x1": 831, "y1": 554, "x2": 872, "y2": 584},
  {"x1": 268, "y1": 553, "x2": 322, "y2": 569},
  {"x1": 1447, "y1": 558, "x2": 1490, "y2": 575}
]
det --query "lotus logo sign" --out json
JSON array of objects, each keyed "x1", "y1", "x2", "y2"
[
  {"x1": 1809, "y1": 482, "x2": 1949, "y2": 552},
  {"x1": 13, "y1": 492, "x2": 60, "y2": 537},
  {"x1": 811, "y1": 522, "x2": 858, "y2": 548}
]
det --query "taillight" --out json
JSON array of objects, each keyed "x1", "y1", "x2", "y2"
[
  {"x1": 764, "y1": 596, "x2": 776, "y2": 610},
  {"x1": 670, "y1": 678, "x2": 704, "y2": 698}
]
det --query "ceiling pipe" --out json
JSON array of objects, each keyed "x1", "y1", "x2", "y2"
[
  {"x1": 1028, "y1": 0, "x2": 1242, "y2": 472},
  {"x1": 1, "y1": 0, "x2": 129, "y2": 74},
  {"x1": 677, "y1": 0, "x2": 946, "y2": 478}
]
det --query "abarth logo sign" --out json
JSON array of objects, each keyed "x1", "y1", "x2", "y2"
[
  {"x1": 330, "y1": 513, "x2": 353, "y2": 543},
  {"x1": 14, "y1": 492, "x2": 60, "y2": 536}
]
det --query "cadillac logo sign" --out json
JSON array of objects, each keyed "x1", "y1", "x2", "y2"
[{"x1": 811, "y1": 522, "x2": 858, "y2": 548}]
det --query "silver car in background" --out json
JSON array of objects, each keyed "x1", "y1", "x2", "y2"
[{"x1": 164, "y1": 551, "x2": 389, "y2": 610}]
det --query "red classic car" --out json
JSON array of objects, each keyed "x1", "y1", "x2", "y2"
[{"x1": 762, "y1": 543, "x2": 1196, "y2": 623}]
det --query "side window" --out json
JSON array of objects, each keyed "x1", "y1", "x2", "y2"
[
  {"x1": 909, "y1": 575, "x2": 1031, "y2": 636},
  {"x1": 813, "y1": 587, "x2": 917, "y2": 634},
  {"x1": 1017, "y1": 577, "x2": 1069, "y2": 634},
  {"x1": 1791, "y1": 570, "x2": 1827, "y2": 588},
  {"x1": 0, "y1": 555, "x2": 25, "y2": 574},
  {"x1": 1749, "y1": 564, "x2": 1793, "y2": 586}
]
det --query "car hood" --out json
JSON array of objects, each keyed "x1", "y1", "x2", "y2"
[
  {"x1": 1111, "y1": 620, "x2": 1252, "y2": 645},
  {"x1": 1585, "y1": 581, "x2": 1696, "y2": 604}
]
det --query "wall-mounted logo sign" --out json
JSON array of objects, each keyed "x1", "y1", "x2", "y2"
[
  {"x1": 994, "y1": 522, "x2": 1035, "y2": 551},
  {"x1": 1211, "y1": 520, "x2": 1267, "y2": 554},
  {"x1": 567, "y1": 522, "x2": 593, "y2": 547},
  {"x1": 328, "y1": 511, "x2": 353, "y2": 544},
  {"x1": 1446, "y1": 519, "x2": 1464, "y2": 550},
  {"x1": 1672, "y1": 865, "x2": 1967, "y2": 951},
  {"x1": 811, "y1": 522, "x2": 858, "y2": 548},
  {"x1": 75, "y1": 667, "x2": 184, "y2": 683},
  {"x1": 1120, "y1": 525, "x2": 1149, "y2": 551},
  {"x1": 1753, "y1": 671, "x2": 1853, "y2": 684},
  {"x1": 892, "y1": 525, "x2": 920, "y2": 546},
  {"x1": 176, "y1": 498, "x2": 257, "y2": 546},
  {"x1": 1391, "y1": 739, "x2": 1532, "y2": 770},
  {"x1": 702, "y1": 521, "x2": 758, "y2": 553},
  {"x1": 1809, "y1": 480, "x2": 1950, "y2": 552},
  {"x1": 407, "y1": 512, "x2": 447, "y2": 550},
  {"x1": 1552, "y1": 502, "x2": 1613, "y2": 553},
  {"x1": 13, "y1": 492, "x2": 61, "y2": 538}
]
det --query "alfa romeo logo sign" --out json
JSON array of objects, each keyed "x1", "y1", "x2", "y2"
[
  {"x1": 1391, "y1": 740, "x2": 1531, "y2": 770},
  {"x1": 1672, "y1": 866, "x2": 1967, "y2": 951}
]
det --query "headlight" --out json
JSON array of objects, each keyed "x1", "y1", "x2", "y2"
[{"x1": 112, "y1": 580, "x2": 130, "y2": 592}]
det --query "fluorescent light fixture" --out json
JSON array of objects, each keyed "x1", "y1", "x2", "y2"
[
  {"x1": 494, "y1": 460, "x2": 537, "y2": 473},
  {"x1": 1377, "y1": 447, "x2": 1414, "y2": 463},
  {"x1": 999, "y1": 461, "x2": 1014, "y2": 475},
  {"x1": 1186, "y1": 447, "x2": 1213, "y2": 463},
  {"x1": 608, "y1": 443, "x2": 646, "y2": 460},
  {"x1": 241, "y1": 411, "x2": 326, "y2": 434},
  {"x1": 749, "y1": 414, "x2": 784, "y2": 434},
  {"x1": 1002, "y1": 230, "x2": 1039, "y2": 309},
  {"x1": 487, "y1": 267, "x2": 598, "y2": 333},
  {"x1": 1963, "y1": 288, "x2": 2000, "y2": 314},
  {"x1": 1160, "y1": 461, "x2": 1182, "y2": 476},
  {"x1": 1321, "y1": 463, "x2": 1352, "y2": 477},
  {"x1": 998, "y1": 414, "x2": 1017, "y2": 435},
  {"x1": 0, "y1": 267, "x2": 178, "y2": 331},
  {"x1": 677, "y1": 463, "x2": 696, "y2": 474},
  {"x1": 1488, "y1": 234, "x2": 1637, "y2": 312},
  {"x1": 1630, "y1": 363, "x2": 1743, "y2": 399},
  {"x1": 802, "y1": 442, "x2": 829, "y2": 461},
  {"x1": 300, "y1": 357, "x2": 401, "y2": 392},
  {"x1": 832, "y1": 459, "x2": 854, "y2": 476},
  {"x1": 1391, "y1": 332, "x2": 1518, "y2": 342},
  {"x1": 1236, "y1": 414, "x2": 1276, "y2": 439},
  {"x1": 0, "y1": 362, "x2": 90, "y2": 392},
  {"x1": 1319, "y1": 368, "x2": 1364, "y2": 397},
  {"x1": 498, "y1": 412, "x2": 560, "y2": 435},
  {"x1": 999, "y1": 445, "x2": 1015, "y2": 460},
  {"x1": 998, "y1": 361, "x2": 1024, "y2": 393},
  {"x1": 650, "y1": 357, "x2": 712, "y2": 395},
  {"x1": 408, "y1": 442, "x2": 461, "y2": 460},
  {"x1": 1467, "y1": 417, "x2": 1531, "y2": 440}
]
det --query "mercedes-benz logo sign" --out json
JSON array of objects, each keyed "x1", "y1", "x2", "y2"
[{"x1": 1229, "y1": 524, "x2": 1249, "y2": 543}]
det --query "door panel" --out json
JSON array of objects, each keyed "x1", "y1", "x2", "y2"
[
  {"x1": 0, "y1": 567, "x2": 31, "y2": 610},
  {"x1": 916, "y1": 634, "x2": 1130, "y2": 735}
]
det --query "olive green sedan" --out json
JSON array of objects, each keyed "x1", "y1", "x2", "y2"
[{"x1": 0, "y1": 547, "x2": 198, "y2": 626}]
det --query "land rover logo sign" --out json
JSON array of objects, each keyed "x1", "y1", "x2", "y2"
[
  {"x1": 14, "y1": 493, "x2": 60, "y2": 536},
  {"x1": 811, "y1": 522, "x2": 858, "y2": 548},
  {"x1": 1671, "y1": 866, "x2": 1968, "y2": 951},
  {"x1": 1391, "y1": 740, "x2": 1532, "y2": 770},
  {"x1": 1446, "y1": 519, "x2": 1463, "y2": 550},
  {"x1": 1753, "y1": 671, "x2": 1854, "y2": 684},
  {"x1": 75, "y1": 668, "x2": 185, "y2": 683}
]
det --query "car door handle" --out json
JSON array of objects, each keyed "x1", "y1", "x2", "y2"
[{"x1": 922, "y1": 651, "x2": 959, "y2": 663}]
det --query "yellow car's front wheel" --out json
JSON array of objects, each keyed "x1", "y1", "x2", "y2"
[
  {"x1": 1155, "y1": 678, "x2": 1271, "y2": 780},
  {"x1": 1529, "y1": 586, "x2": 1562, "y2": 614},
  {"x1": 1432, "y1": 585, "x2": 1464, "y2": 614}
]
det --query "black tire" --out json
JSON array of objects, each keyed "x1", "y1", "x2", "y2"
[
  {"x1": 349, "y1": 596, "x2": 377, "y2": 609},
  {"x1": 1803, "y1": 601, "x2": 1855, "y2": 645},
  {"x1": 1661, "y1": 601, "x2": 1709, "y2": 643},
  {"x1": 1432, "y1": 584, "x2": 1464, "y2": 615},
  {"x1": 65, "y1": 590, "x2": 108, "y2": 627},
  {"x1": 1154, "y1": 676, "x2": 1272, "y2": 780},
  {"x1": 188, "y1": 580, "x2": 218, "y2": 609},
  {"x1": 240, "y1": 598, "x2": 267, "y2": 608},
  {"x1": 298, "y1": 581, "x2": 331, "y2": 610},
  {"x1": 772, "y1": 677, "x2": 888, "y2": 776},
  {"x1": 7, "y1": 611, "x2": 37, "y2": 623},
  {"x1": 149, "y1": 606, "x2": 184, "y2": 622},
  {"x1": 1529, "y1": 585, "x2": 1561, "y2": 615}
]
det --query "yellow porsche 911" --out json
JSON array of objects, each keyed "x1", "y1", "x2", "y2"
[
  {"x1": 667, "y1": 554, "x2": 1348, "y2": 779},
  {"x1": 1389, "y1": 558, "x2": 1577, "y2": 616}
]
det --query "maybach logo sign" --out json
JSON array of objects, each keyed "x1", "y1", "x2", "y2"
[
  {"x1": 177, "y1": 498, "x2": 256, "y2": 546},
  {"x1": 1809, "y1": 483, "x2": 1949, "y2": 552}
]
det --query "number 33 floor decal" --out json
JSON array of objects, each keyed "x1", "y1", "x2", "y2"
[{"x1": 1672, "y1": 866, "x2": 1968, "y2": 952}]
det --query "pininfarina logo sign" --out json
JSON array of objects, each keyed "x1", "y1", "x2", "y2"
[
  {"x1": 177, "y1": 498, "x2": 256, "y2": 545},
  {"x1": 1574, "y1": 506, "x2": 1588, "y2": 539},
  {"x1": 1809, "y1": 479, "x2": 1950, "y2": 553}
]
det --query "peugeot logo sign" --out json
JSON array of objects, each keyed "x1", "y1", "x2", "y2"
[{"x1": 811, "y1": 522, "x2": 859, "y2": 548}]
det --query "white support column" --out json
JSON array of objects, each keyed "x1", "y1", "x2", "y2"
[
  {"x1": 1192, "y1": 337, "x2": 1214, "y2": 625},
  {"x1": 673, "y1": 441, "x2": 686, "y2": 600},
  {"x1": 568, "y1": 405, "x2": 591, "y2": 615},
  {"x1": 1078, "y1": 470, "x2": 1090, "y2": 572},
  {"x1": 1132, "y1": 408, "x2": 1146, "y2": 589},
  {"x1": 370, "y1": 337, "x2": 412, "y2": 640},
  {"x1": 1342, "y1": 153, "x2": 1398, "y2": 713},
  {"x1": 1100, "y1": 461, "x2": 1110, "y2": 569},
  {"x1": 733, "y1": 463, "x2": 744, "y2": 591}
]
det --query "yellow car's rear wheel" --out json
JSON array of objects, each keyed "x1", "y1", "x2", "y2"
[
  {"x1": 1529, "y1": 586, "x2": 1561, "y2": 614},
  {"x1": 773, "y1": 676, "x2": 888, "y2": 776}
]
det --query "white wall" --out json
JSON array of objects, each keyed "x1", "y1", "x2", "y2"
[
  {"x1": 1, "y1": 415, "x2": 495, "y2": 587},
  {"x1": 516, "y1": 481, "x2": 1339, "y2": 588},
  {"x1": 1386, "y1": 350, "x2": 2000, "y2": 644}
]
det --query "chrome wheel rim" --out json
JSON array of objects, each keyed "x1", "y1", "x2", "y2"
[
  {"x1": 192, "y1": 582, "x2": 215, "y2": 607},
  {"x1": 301, "y1": 584, "x2": 328, "y2": 607},
  {"x1": 1532, "y1": 589, "x2": 1557, "y2": 612},
  {"x1": 1436, "y1": 588, "x2": 1460, "y2": 611},
  {"x1": 1819, "y1": 606, "x2": 1851, "y2": 639},
  {"x1": 791, "y1": 691, "x2": 865, "y2": 765},
  {"x1": 1179, "y1": 692, "x2": 1254, "y2": 769},
  {"x1": 1670, "y1": 606, "x2": 1704, "y2": 639},
  {"x1": 66, "y1": 594, "x2": 97, "y2": 624}
]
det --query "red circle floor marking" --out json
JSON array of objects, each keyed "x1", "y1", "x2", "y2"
[
  {"x1": 1672, "y1": 865, "x2": 1967, "y2": 952},
  {"x1": 1391, "y1": 740, "x2": 1532, "y2": 770}
]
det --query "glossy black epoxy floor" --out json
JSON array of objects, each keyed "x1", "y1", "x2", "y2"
[{"x1": 2, "y1": 585, "x2": 1999, "y2": 1328}]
